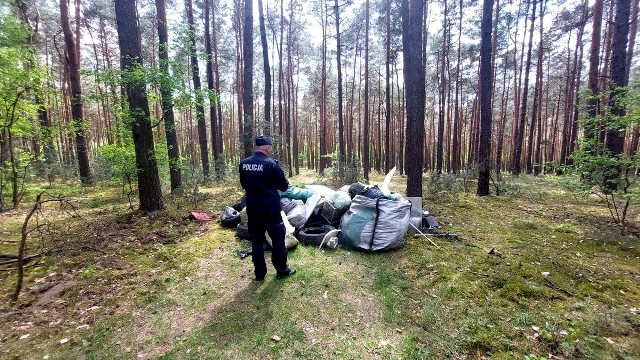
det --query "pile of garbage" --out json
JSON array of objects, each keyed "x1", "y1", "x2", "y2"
[{"x1": 220, "y1": 168, "x2": 439, "y2": 252}]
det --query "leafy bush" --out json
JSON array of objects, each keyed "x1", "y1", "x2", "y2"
[
  {"x1": 93, "y1": 144, "x2": 137, "y2": 184},
  {"x1": 569, "y1": 82, "x2": 640, "y2": 232}
]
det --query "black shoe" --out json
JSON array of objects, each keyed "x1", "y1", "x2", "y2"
[
  {"x1": 255, "y1": 277, "x2": 265, "y2": 281},
  {"x1": 276, "y1": 268, "x2": 296, "y2": 279}
]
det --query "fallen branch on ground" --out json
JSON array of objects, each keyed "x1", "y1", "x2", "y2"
[
  {"x1": 0, "y1": 254, "x2": 41, "y2": 266},
  {"x1": 543, "y1": 277, "x2": 574, "y2": 297}
]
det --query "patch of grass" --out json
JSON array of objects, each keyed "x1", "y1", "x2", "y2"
[
  {"x1": 552, "y1": 222, "x2": 581, "y2": 234},
  {"x1": 2, "y1": 173, "x2": 640, "y2": 359},
  {"x1": 513, "y1": 219, "x2": 540, "y2": 230}
]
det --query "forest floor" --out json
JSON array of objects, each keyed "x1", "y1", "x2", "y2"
[{"x1": 0, "y1": 170, "x2": 639, "y2": 359}]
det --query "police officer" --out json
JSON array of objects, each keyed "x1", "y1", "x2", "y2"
[{"x1": 239, "y1": 135, "x2": 296, "y2": 281}]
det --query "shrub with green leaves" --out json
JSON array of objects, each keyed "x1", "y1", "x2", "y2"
[
  {"x1": 571, "y1": 82, "x2": 640, "y2": 228},
  {"x1": 93, "y1": 144, "x2": 137, "y2": 184}
]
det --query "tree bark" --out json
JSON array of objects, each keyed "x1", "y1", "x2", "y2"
[
  {"x1": 185, "y1": 0, "x2": 210, "y2": 177},
  {"x1": 527, "y1": 1, "x2": 545, "y2": 174},
  {"x1": 335, "y1": 0, "x2": 346, "y2": 168},
  {"x1": 258, "y1": 0, "x2": 271, "y2": 136},
  {"x1": 60, "y1": 0, "x2": 91, "y2": 185},
  {"x1": 452, "y1": 0, "x2": 463, "y2": 174},
  {"x1": 319, "y1": 0, "x2": 328, "y2": 173},
  {"x1": 204, "y1": 0, "x2": 222, "y2": 178},
  {"x1": 477, "y1": 0, "x2": 494, "y2": 196},
  {"x1": 604, "y1": 0, "x2": 631, "y2": 161},
  {"x1": 115, "y1": 0, "x2": 164, "y2": 211},
  {"x1": 436, "y1": 1, "x2": 449, "y2": 174},
  {"x1": 211, "y1": 0, "x2": 224, "y2": 158},
  {"x1": 363, "y1": 0, "x2": 370, "y2": 181},
  {"x1": 402, "y1": 0, "x2": 426, "y2": 197},
  {"x1": 385, "y1": 0, "x2": 391, "y2": 173},
  {"x1": 242, "y1": 0, "x2": 254, "y2": 158},
  {"x1": 511, "y1": 0, "x2": 536, "y2": 175},
  {"x1": 156, "y1": 0, "x2": 182, "y2": 192},
  {"x1": 625, "y1": 0, "x2": 639, "y2": 155},
  {"x1": 583, "y1": 0, "x2": 604, "y2": 156},
  {"x1": 625, "y1": 0, "x2": 639, "y2": 84}
]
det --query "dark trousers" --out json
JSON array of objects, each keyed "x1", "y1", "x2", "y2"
[{"x1": 247, "y1": 211, "x2": 288, "y2": 278}]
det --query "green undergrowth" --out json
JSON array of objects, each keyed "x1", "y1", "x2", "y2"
[{"x1": 0, "y1": 173, "x2": 639, "y2": 359}]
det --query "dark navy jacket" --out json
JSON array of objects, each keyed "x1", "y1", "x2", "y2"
[{"x1": 239, "y1": 151, "x2": 289, "y2": 215}]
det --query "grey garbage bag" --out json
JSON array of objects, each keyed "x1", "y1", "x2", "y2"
[
  {"x1": 285, "y1": 199, "x2": 306, "y2": 229},
  {"x1": 339, "y1": 195, "x2": 411, "y2": 251}
]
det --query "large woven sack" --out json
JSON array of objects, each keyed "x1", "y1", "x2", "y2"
[{"x1": 339, "y1": 195, "x2": 411, "y2": 251}]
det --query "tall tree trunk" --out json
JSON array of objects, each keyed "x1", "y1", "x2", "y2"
[
  {"x1": 293, "y1": 55, "x2": 300, "y2": 174},
  {"x1": 335, "y1": 0, "x2": 346, "y2": 168},
  {"x1": 568, "y1": 8, "x2": 587, "y2": 161},
  {"x1": 532, "y1": 22, "x2": 545, "y2": 176},
  {"x1": 319, "y1": 1, "x2": 328, "y2": 173},
  {"x1": 60, "y1": 0, "x2": 91, "y2": 184},
  {"x1": 212, "y1": 0, "x2": 224, "y2": 158},
  {"x1": 402, "y1": 0, "x2": 426, "y2": 197},
  {"x1": 598, "y1": 1, "x2": 616, "y2": 147},
  {"x1": 477, "y1": 0, "x2": 494, "y2": 196},
  {"x1": 527, "y1": 1, "x2": 545, "y2": 174},
  {"x1": 385, "y1": 0, "x2": 391, "y2": 173},
  {"x1": 285, "y1": 0, "x2": 294, "y2": 176},
  {"x1": 242, "y1": 0, "x2": 254, "y2": 157},
  {"x1": 234, "y1": 0, "x2": 244, "y2": 155},
  {"x1": 559, "y1": 43, "x2": 574, "y2": 166},
  {"x1": 363, "y1": 0, "x2": 370, "y2": 181},
  {"x1": 625, "y1": 0, "x2": 639, "y2": 83},
  {"x1": 258, "y1": 0, "x2": 271, "y2": 135},
  {"x1": 115, "y1": 0, "x2": 164, "y2": 211},
  {"x1": 625, "y1": 0, "x2": 639, "y2": 155},
  {"x1": 185, "y1": 0, "x2": 209, "y2": 177},
  {"x1": 376, "y1": 71, "x2": 382, "y2": 173},
  {"x1": 277, "y1": 0, "x2": 284, "y2": 161},
  {"x1": 156, "y1": 0, "x2": 182, "y2": 192},
  {"x1": 204, "y1": 0, "x2": 222, "y2": 178},
  {"x1": 452, "y1": 0, "x2": 463, "y2": 173},
  {"x1": 512, "y1": 0, "x2": 536, "y2": 175},
  {"x1": 584, "y1": 0, "x2": 604, "y2": 155},
  {"x1": 436, "y1": 2, "x2": 449, "y2": 174},
  {"x1": 604, "y1": 0, "x2": 631, "y2": 163},
  {"x1": 496, "y1": 58, "x2": 511, "y2": 177},
  {"x1": 15, "y1": 1, "x2": 57, "y2": 175}
]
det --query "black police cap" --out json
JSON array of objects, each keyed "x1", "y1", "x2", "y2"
[{"x1": 255, "y1": 136, "x2": 272, "y2": 146}]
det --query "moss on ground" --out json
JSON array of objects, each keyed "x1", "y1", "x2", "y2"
[{"x1": 0, "y1": 173, "x2": 638, "y2": 359}]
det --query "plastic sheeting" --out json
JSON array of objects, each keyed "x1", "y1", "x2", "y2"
[
  {"x1": 285, "y1": 199, "x2": 306, "y2": 228},
  {"x1": 265, "y1": 211, "x2": 299, "y2": 249},
  {"x1": 278, "y1": 186, "x2": 315, "y2": 201}
]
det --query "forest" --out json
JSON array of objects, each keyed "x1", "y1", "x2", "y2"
[
  {"x1": 0, "y1": 0, "x2": 634, "y2": 205},
  {"x1": 1, "y1": 0, "x2": 639, "y2": 358}
]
